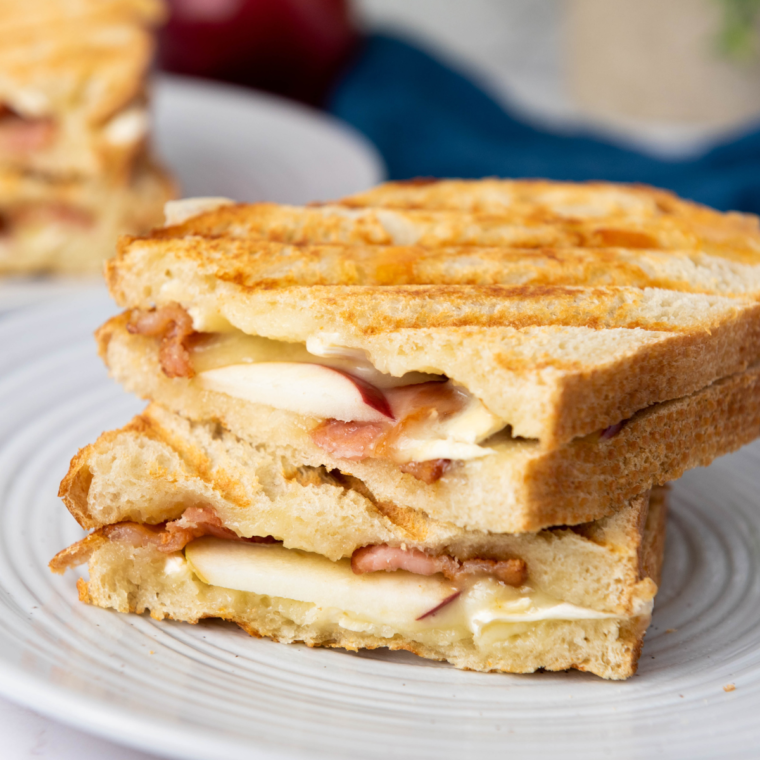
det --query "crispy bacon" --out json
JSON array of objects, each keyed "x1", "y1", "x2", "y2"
[
  {"x1": 398, "y1": 459, "x2": 451, "y2": 484},
  {"x1": 0, "y1": 106, "x2": 55, "y2": 154},
  {"x1": 102, "y1": 522, "x2": 164, "y2": 547},
  {"x1": 310, "y1": 420, "x2": 386, "y2": 460},
  {"x1": 11, "y1": 202, "x2": 93, "y2": 229},
  {"x1": 310, "y1": 380, "x2": 465, "y2": 483},
  {"x1": 159, "y1": 506, "x2": 259, "y2": 552},
  {"x1": 103, "y1": 506, "x2": 278, "y2": 553},
  {"x1": 351, "y1": 544, "x2": 527, "y2": 587},
  {"x1": 127, "y1": 303, "x2": 196, "y2": 379}
]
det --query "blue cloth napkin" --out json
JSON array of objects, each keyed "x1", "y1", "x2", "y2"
[{"x1": 328, "y1": 34, "x2": 760, "y2": 214}]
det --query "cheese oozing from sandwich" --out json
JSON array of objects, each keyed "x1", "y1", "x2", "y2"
[{"x1": 183, "y1": 538, "x2": 652, "y2": 646}]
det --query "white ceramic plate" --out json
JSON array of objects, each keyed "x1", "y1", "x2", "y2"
[
  {"x1": 1, "y1": 294, "x2": 759, "y2": 760},
  {"x1": 152, "y1": 75, "x2": 383, "y2": 203},
  {"x1": 0, "y1": 75, "x2": 384, "y2": 314}
]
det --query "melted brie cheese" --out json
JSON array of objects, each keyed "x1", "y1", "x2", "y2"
[
  {"x1": 103, "y1": 107, "x2": 148, "y2": 145},
  {"x1": 391, "y1": 398, "x2": 503, "y2": 462}
]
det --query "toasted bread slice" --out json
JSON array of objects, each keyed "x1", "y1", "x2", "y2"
[
  {"x1": 0, "y1": 5, "x2": 162, "y2": 179},
  {"x1": 337, "y1": 177, "x2": 754, "y2": 223},
  {"x1": 96, "y1": 319, "x2": 760, "y2": 532},
  {"x1": 104, "y1": 235, "x2": 760, "y2": 447},
  {"x1": 119, "y1": 234, "x2": 760, "y2": 297},
  {"x1": 51, "y1": 405, "x2": 667, "y2": 680},
  {"x1": 337, "y1": 179, "x2": 760, "y2": 256},
  {"x1": 0, "y1": 159, "x2": 175, "y2": 274},
  {"x1": 153, "y1": 197, "x2": 760, "y2": 262}
]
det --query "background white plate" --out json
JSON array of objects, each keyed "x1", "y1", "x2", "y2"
[
  {"x1": 0, "y1": 75, "x2": 384, "y2": 314},
  {"x1": 1, "y1": 294, "x2": 759, "y2": 760},
  {"x1": 152, "y1": 75, "x2": 383, "y2": 203}
]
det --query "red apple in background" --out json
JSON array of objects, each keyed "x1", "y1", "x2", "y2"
[{"x1": 158, "y1": 0, "x2": 360, "y2": 105}]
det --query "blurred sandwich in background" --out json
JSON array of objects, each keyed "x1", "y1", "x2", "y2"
[{"x1": 0, "y1": 0, "x2": 175, "y2": 275}]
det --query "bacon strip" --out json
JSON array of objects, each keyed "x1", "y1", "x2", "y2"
[
  {"x1": 105, "y1": 506, "x2": 278, "y2": 553},
  {"x1": 0, "y1": 106, "x2": 55, "y2": 154},
  {"x1": 310, "y1": 380, "x2": 465, "y2": 483},
  {"x1": 351, "y1": 544, "x2": 527, "y2": 587},
  {"x1": 49, "y1": 510, "x2": 279, "y2": 574},
  {"x1": 159, "y1": 506, "x2": 247, "y2": 552},
  {"x1": 398, "y1": 459, "x2": 451, "y2": 484},
  {"x1": 128, "y1": 303, "x2": 196, "y2": 379},
  {"x1": 11, "y1": 203, "x2": 93, "y2": 229},
  {"x1": 310, "y1": 420, "x2": 386, "y2": 460}
]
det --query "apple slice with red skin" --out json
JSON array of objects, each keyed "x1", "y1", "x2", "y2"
[{"x1": 199, "y1": 362, "x2": 394, "y2": 422}]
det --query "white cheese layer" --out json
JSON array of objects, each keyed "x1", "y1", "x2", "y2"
[
  {"x1": 391, "y1": 398, "x2": 504, "y2": 463},
  {"x1": 103, "y1": 106, "x2": 148, "y2": 145},
  {"x1": 184, "y1": 539, "x2": 648, "y2": 643}
]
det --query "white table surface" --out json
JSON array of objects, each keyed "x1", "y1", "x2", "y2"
[{"x1": 1, "y1": 699, "x2": 165, "y2": 760}]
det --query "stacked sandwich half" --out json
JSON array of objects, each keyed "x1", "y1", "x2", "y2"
[
  {"x1": 51, "y1": 179, "x2": 760, "y2": 679},
  {"x1": 0, "y1": 0, "x2": 174, "y2": 274}
]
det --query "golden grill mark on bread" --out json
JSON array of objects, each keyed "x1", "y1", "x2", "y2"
[
  {"x1": 109, "y1": 237, "x2": 760, "y2": 297},
  {"x1": 149, "y1": 195, "x2": 760, "y2": 262}
]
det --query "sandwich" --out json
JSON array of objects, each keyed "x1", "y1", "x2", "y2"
[
  {"x1": 0, "y1": 158, "x2": 174, "y2": 274},
  {"x1": 50, "y1": 180, "x2": 760, "y2": 678},
  {"x1": 0, "y1": 0, "x2": 165, "y2": 181},
  {"x1": 0, "y1": 0, "x2": 174, "y2": 274}
]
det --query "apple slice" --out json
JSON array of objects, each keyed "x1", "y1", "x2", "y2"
[
  {"x1": 185, "y1": 538, "x2": 459, "y2": 625},
  {"x1": 199, "y1": 362, "x2": 394, "y2": 422}
]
